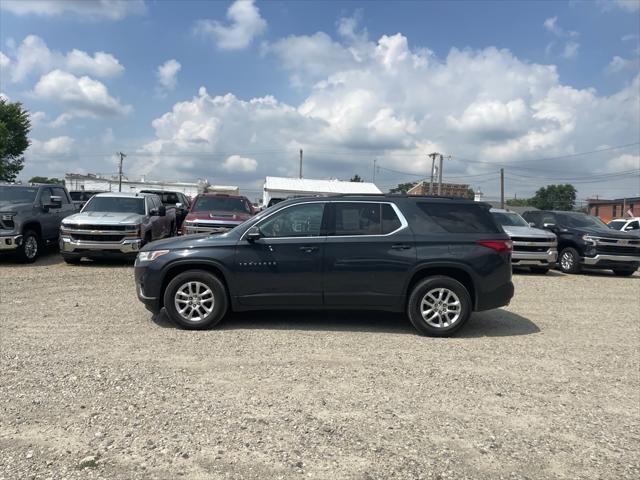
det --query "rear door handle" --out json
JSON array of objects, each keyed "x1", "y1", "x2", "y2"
[
  {"x1": 299, "y1": 246, "x2": 318, "y2": 253},
  {"x1": 391, "y1": 244, "x2": 412, "y2": 250}
]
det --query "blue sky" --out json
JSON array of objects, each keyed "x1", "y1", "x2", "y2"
[{"x1": 1, "y1": 0, "x2": 638, "y2": 201}]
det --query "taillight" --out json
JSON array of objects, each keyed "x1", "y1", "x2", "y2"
[{"x1": 476, "y1": 240, "x2": 512, "y2": 253}]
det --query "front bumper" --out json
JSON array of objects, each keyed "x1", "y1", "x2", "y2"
[
  {"x1": 60, "y1": 235, "x2": 142, "y2": 255},
  {"x1": 512, "y1": 248, "x2": 558, "y2": 266},
  {"x1": 582, "y1": 254, "x2": 640, "y2": 268},
  {"x1": 134, "y1": 264, "x2": 161, "y2": 313},
  {"x1": 0, "y1": 234, "x2": 22, "y2": 251}
]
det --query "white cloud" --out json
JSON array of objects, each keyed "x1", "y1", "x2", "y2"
[
  {"x1": 139, "y1": 27, "x2": 639, "y2": 199},
  {"x1": 543, "y1": 16, "x2": 579, "y2": 38},
  {"x1": 33, "y1": 69, "x2": 132, "y2": 118},
  {"x1": 543, "y1": 17, "x2": 580, "y2": 60},
  {"x1": 608, "y1": 153, "x2": 640, "y2": 171},
  {"x1": 195, "y1": 0, "x2": 266, "y2": 50},
  {"x1": 601, "y1": 0, "x2": 640, "y2": 12},
  {"x1": 0, "y1": 92, "x2": 9, "y2": 101},
  {"x1": 156, "y1": 59, "x2": 181, "y2": 92},
  {"x1": 0, "y1": 51, "x2": 9, "y2": 68},
  {"x1": 607, "y1": 55, "x2": 640, "y2": 73},
  {"x1": 562, "y1": 41, "x2": 580, "y2": 59},
  {"x1": 29, "y1": 136, "x2": 75, "y2": 156},
  {"x1": 1, "y1": 0, "x2": 146, "y2": 20},
  {"x1": 223, "y1": 155, "x2": 258, "y2": 172},
  {"x1": 621, "y1": 33, "x2": 639, "y2": 42},
  {"x1": 7, "y1": 35, "x2": 123, "y2": 83},
  {"x1": 30, "y1": 111, "x2": 47, "y2": 127},
  {"x1": 49, "y1": 113, "x2": 74, "y2": 128}
]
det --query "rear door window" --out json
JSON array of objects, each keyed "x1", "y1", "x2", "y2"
[
  {"x1": 381, "y1": 204, "x2": 402, "y2": 234},
  {"x1": 413, "y1": 203, "x2": 501, "y2": 234},
  {"x1": 332, "y1": 202, "x2": 381, "y2": 236}
]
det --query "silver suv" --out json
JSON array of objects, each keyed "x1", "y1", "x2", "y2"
[{"x1": 491, "y1": 208, "x2": 557, "y2": 274}]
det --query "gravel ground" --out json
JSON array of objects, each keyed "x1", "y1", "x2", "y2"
[{"x1": 1, "y1": 251, "x2": 639, "y2": 480}]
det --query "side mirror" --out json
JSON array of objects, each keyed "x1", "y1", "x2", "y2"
[
  {"x1": 176, "y1": 202, "x2": 183, "y2": 209},
  {"x1": 543, "y1": 223, "x2": 556, "y2": 230},
  {"x1": 624, "y1": 225, "x2": 633, "y2": 231},
  {"x1": 44, "y1": 196, "x2": 62, "y2": 210},
  {"x1": 158, "y1": 205, "x2": 166, "y2": 216},
  {"x1": 246, "y1": 226, "x2": 262, "y2": 242},
  {"x1": 528, "y1": 222, "x2": 536, "y2": 228}
]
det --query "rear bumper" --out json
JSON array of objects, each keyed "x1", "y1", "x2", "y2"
[
  {"x1": 60, "y1": 235, "x2": 142, "y2": 255},
  {"x1": 475, "y1": 281, "x2": 514, "y2": 311},
  {"x1": 512, "y1": 248, "x2": 557, "y2": 266},
  {"x1": 582, "y1": 254, "x2": 640, "y2": 269},
  {"x1": 0, "y1": 234, "x2": 22, "y2": 251}
]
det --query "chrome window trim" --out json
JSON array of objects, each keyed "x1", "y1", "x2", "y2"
[{"x1": 240, "y1": 200, "x2": 408, "y2": 241}]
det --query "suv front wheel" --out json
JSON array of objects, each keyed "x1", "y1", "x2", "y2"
[
  {"x1": 163, "y1": 270, "x2": 228, "y2": 329},
  {"x1": 407, "y1": 276, "x2": 472, "y2": 337}
]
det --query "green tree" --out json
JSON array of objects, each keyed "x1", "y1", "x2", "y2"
[
  {"x1": 506, "y1": 198, "x2": 531, "y2": 207},
  {"x1": 349, "y1": 174, "x2": 363, "y2": 182},
  {"x1": 0, "y1": 99, "x2": 31, "y2": 182},
  {"x1": 29, "y1": 176, "x2": 64, "y2": 184},
  {"x1": 530, "y1": 184, "x2": 577, "y2": 211},
  {"x1": 466, "y1": 188, "x2": 475, "y2": 200},
  {"x1": 389, "y1": 181, "x2": 418, "y2": 194}
]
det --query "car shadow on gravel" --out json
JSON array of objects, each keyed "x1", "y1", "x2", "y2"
[
  {"x1": 0, "y1": 246, "x2": 61, "y2": 267},
  {"x1": 513, "y1": 268, "x2": 564, "y2": 277},
  {"x1": 152, "y1": 308, "x2": 539, "y2": 337}
]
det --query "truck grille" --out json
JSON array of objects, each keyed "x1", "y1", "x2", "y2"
[
  {"x1": 71, "y1": 234, "x2": 125, "y2": 242},
  {"x1": 592, "y1": 236, "x2": 640, "y2": 256},
  {"x1": 511, "y1": 237, "x2": 556, "y2": 253},
  {"x1": 66, "y1": 224, "x2": 130, "y2": 231},
  {"x1": 513, "y1": 245, "x2": 551, "y2": 253}
]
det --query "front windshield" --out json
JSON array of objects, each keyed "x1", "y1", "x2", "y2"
[
  {"x1": 0, "y1": 186, "x2": 38, "y2": 204},
  {"x1": 556, "y1": 212, "x2": 608, "y2": 229},
  {"x1": 83, "y1": 196, "x2": 146, "y2": 215},
  {"x1": 491, "y1": 211, "x2": 529, "y2": 227},
  {"x1": 608, "y1": 220, "x2": 626, "y2": 230},
  {"x1": 192, "y1": 197, "x2": 250, "y2": 213}
]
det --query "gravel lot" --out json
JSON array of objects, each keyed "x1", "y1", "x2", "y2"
[{"x1": 1, "y1": 250, "x2": 639, "y2": 480}]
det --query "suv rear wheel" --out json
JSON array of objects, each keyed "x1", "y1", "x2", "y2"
[
  {"x1": 407, "y1": 276, "x2": 472, "y2": 337},
  {"x1": 559, "y1": 247, "x2": 581, "y2": 274},
  {"x1": 16, "y1": 230, "x2": 39, "y2": 263},
  {"x1": 163, "y1": 270, "x2": 228, "y2": 330}
]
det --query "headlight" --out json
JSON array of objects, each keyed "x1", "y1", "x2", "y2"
[
  {"x1": 582, "y1": 234, "x2": 596, "y2": 244},
  {"x1": 1, "y1": 212, "x2": 16, "y2": 221},
  {"x1": 60, "y1": 223, "x2": 75, "y2": 232},
  {"x1": 137, "y1": 250, "x2": 170, "y2": 263}
]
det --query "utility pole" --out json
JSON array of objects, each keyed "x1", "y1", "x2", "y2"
[
  {"x1": 372, "y1": 158, "x2": 377, "y2": 183},
  {"x1": 437, "y1": 154, "x2": 443, "y2": 196},
  {"x1": 428, "y1": 152, "x2": 438, "y2": 195},
  {"x1": 117, "y1": 152, "x2": 126, "y2": 192},
  {"x1": 299, "y1": 149, "x2": 303, "y2": 179},
  {"x1": 500, "y1": 168, "x2": 505, "y2": 209}
]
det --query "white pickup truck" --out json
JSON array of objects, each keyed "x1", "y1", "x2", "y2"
[{"x1": 59, "y1": 192, "x2": 176, "y2": 263}]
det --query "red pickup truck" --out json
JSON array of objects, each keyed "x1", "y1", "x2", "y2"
[{"x1": 181, "y1": 193, "x2": 255, "y2": 235}]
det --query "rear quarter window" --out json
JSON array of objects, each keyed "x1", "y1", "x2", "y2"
[{"x1": 411, "y1": 202, "x2": 501, "y2": 234}]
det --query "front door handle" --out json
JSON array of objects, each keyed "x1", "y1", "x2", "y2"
[
  {"x1": 299, "y1": 246, "x2": 318, "y2": 253},
  {"x1": 391, "y1": 244, "x2": 412, "y2": 250}
]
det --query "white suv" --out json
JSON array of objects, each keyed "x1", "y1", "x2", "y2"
[{"x1": 608, "y1": 218, "x2": 640, "y2": 233}]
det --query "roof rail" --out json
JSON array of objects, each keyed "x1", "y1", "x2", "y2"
[{"x1": 329, "y1": 193, "x2": 462, "y2": 200}]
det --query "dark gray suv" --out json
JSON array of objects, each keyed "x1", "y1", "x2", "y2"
[{"x1": 134, "y1": 195, "x2": 514, "y2": 336}]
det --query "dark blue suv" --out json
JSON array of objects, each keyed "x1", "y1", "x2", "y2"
[{"x1": 134, "y1": 195, "x2": 514, "y2": 336}]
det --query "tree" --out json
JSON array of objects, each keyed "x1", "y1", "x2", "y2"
[
  {"x1": 506, "y1": 198, "x2": 531, "y2": 207},
  {"x1": 29, "y1": 176, "x2": 64, "y2": 184},
  {"x1": 0, "y1": 99, "x2": 31, "y2": 182},
  {"x1": 389, "y1": 182, "x2": 418, "y2": 194},
  {"x1": 349, "y1": 174, "x2": 363, "y2": 182},
  {"x1": 529, "y1": 184, "x2": 577, "y2": 211},
  {"x1": 466, "y1": 188, "x2": 475, "y2": 200}
]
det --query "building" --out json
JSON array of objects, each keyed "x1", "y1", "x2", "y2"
[
  {"x1": 65, "y1": 173, "x2": 206, "y2": 198},
  {"x1": 263, "y1": 176, "x2": 381, "y2": 206},
  {"x1": 407, "y1": 181, "x2": 470, "y2": 198},
  {"x1": 588, "y1": 197, "x2": 640, "y2": 223}
]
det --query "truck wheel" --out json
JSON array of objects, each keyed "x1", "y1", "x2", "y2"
[
  {"x1": 559, "y1": 247, "x2": 581, "y2": 274},
  {"x1": 612, "y1": 268, "x2": 636, "y2": 277},
  {"x1": 530, "y1": 266, "x2": 550, "y2": 274},
  {"x1": 163, "y1": 270, "x2": 228, "y2": 330},
  {"x1": 407, "y1": 276, "x2": 472, "y2": 337},
  {"x1": 170, "y1": 222, "x2": 177, "y2": 237},
  {"x1": 16, "y1": 230, "x2": 39, "y2": 263}
]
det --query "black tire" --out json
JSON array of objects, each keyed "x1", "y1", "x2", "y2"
[
  {"x1": 558, "y1": 247, "x2": 581, "y2": 274},
  {"x1": 163, "y1": 270, "x2": 228, "y2": 330},
  {"x1": 530, "y1": 266, "x2": 550, "y2": 274},
  {"x1": 407, "y1": 276, "x2": 472, "y2": 337},
  {"x1": 170, "y1": 222, "x2": 177, "y2": 237},
  {"x1": 612, "y1": 268, "x2": 636, "y2": 277},
  {"x1": 15, "y1": 229, "x2": 40, "y2": 263},
  {"x1": 62, "y1": 254, "x2": 82, "y2": 265}
]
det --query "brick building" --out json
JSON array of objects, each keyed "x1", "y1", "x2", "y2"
[
  {"x1": 407, "y1": 181, "x2": 470, "y2": 198},
  {"x1": 588, "y1": 197, "x2": 640, "y2": 223}
]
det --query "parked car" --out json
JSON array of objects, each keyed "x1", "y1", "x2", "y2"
[
  {"x1": 608, "y1": 217, "x2": 640, "y2": 233},
  {"x1": 522, "y1": 210, "x2": 640, "y2": 276},
  {"x1": 140, "y1": 190, "x2": 191, "y2": 231},
  {"x1": 490, "y1": 208, "x2": 557, "y2": 274},
  {"x1": 69, "y1": 190, "x2": 105, "y2": 210},
  {"x1": 182, "y1": 193, "x2": 255, "y2": 235},
  {"x1": 134, "y1": 195, "x2": 514, "y2": 336},
  {"x1": 0, "y1": 183, "x2": 76, "y2": 262},
  {"x1": 59, "y1": 192, "x2": 176, "y2": 263}
]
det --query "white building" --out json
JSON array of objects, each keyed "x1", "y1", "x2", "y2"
[
  {"x1": 263, "y1": 176, "x2": 382, "y2": 206},
  {"x1": 65, "y1": 173, "x2": 205, "y2": 198}
]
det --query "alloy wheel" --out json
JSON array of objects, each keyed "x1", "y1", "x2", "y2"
[
  {"x1": 174, "y1": 281, "x2": 215, "y2": 321},
  {"x1": 24, "y1": 236, "x2": 38, "y2": 259},
  {"x1": 560, "y1": 251, "x2": 574, "y2": 271},
  {"x1": 420, "y1": 287, "x2": 461, "y2": 328}
]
